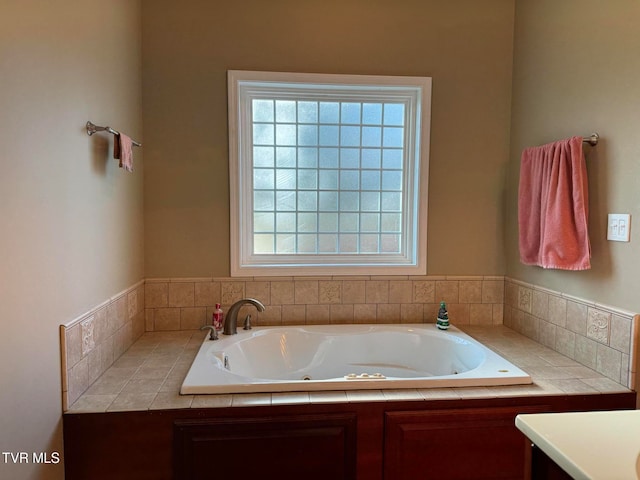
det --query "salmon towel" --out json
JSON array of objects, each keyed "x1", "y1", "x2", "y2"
[
  {"x1": 518, "y1": 136, "x2": 591, "y2": 270},
  {"x1": 114, "y1": 133, "x2": 134, "y2": 172}
]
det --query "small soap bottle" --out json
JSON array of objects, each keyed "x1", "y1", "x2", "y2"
[
  {"x1": 436, "y1": 301, "x2": 450, "y2": 330},
  {"x1": 213, "y1": 303, "x2": 224, "y2": 331}
]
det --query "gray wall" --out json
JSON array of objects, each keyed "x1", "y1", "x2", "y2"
[
  {"x1": 507, "y1": 0, "x2": 640, "y2": 313},
  {"x1": 142, "y1": 0, "x2": 516, "y2": 278},
  {"x1": 0, "y1": 2, "x2": 143, "y2": 478}
]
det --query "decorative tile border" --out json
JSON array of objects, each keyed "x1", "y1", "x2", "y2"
[
  {"x1": 60, "y1": 280, "x2": 146, "y2": 410},
  {"x1": 144, "y1": 275, "x2": 505, "y2": 330},
  {"x1": 504, "y1": 277, "x2": 638, "y2": 389}
]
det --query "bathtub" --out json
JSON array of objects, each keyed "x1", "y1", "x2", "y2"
[{"x1": 180, "y1": 324, "x2": 532, "y2": 395}]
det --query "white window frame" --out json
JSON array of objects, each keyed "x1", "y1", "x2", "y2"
[{"x1": 228, "y1": 70, "x2": 431, "y2": 277}]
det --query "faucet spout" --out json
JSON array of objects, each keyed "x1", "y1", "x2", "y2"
[{"x1": 224, "y1": 298, "x2": 265, "y2": 335}]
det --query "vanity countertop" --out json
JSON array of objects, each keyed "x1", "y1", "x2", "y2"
[
  {"x1": 516, "y1": 409, "x2": 640, "y2": 479},
  {"x1": 65, "y1": 325, "x2": 632, "y2": 414}
]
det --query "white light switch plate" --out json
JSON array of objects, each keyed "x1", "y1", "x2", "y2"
[{"x1": 607, "y1": 214, "x2": 631, "y2": 242}]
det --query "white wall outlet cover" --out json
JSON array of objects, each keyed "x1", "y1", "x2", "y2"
[{"x1": 607, "y1": 213, "x2": 631, "y2": 242}]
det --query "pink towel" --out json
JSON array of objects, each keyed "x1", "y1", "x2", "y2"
[
  {"x1": 518, "y1": 136, "x2": 591, "y2": 270},
  {"x1": 114, "y1": 133, "x2": 134, "y2": 172}
]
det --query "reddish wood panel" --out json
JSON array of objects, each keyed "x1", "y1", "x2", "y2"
[
  {"x1": 174, "y1": 413, "x2": 357, "y2": 480},
  {"x1": 63, "y1": 410, "x2": 177, "y2": 480},
  {"x1": 63, "y1": 392, "x2": 636, "y2": 480},
  {"x1": 384, "y1": 406, "x2": 549, "y2": 480}
]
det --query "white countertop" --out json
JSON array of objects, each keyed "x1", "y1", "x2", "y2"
[{"x1": 516, "y1": 410, "x2": 640, "y2": 480}]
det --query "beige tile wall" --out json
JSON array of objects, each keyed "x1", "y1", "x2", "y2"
[
  {"x1": 61, "y1": 275, "x2": 640, "y2": 407},
  {"x1": 144, "y1": 276, "x2": 505, "y2": 330},
  {"x1": 60, "y1": 281, "x2": 145, "y2": 410},
  {"x1": 504, "y1": 277, "x2": 639, "y2": 389}
]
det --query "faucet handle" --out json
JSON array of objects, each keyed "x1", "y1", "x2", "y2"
[
  {"x1": 200, "y1": 325, "x2": 218, "y2": 340},
  {"x1": 243, "y1": 314, "x2": 252, "y2": 330}
]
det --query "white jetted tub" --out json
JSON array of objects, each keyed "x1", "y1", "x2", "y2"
[{"x1": 180, "y1": 324, "x2": 531, "y2": 394}]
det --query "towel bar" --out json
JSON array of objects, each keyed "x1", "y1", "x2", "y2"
[{"x1": 86, "y1": 121, "x2": 142, "y2": 147}]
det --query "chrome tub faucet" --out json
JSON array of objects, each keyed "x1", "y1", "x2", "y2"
[{"x1": 224, "y1": 298, "x2": 265, "y2": 335}]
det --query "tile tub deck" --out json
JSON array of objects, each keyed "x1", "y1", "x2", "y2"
[{"x1": 66, "y1": 325, "x2": 632, "y2": 413}]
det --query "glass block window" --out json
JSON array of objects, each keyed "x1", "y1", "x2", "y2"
[{"x1": 228, "y1": 71, "x2": 431, "y2": 276}]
